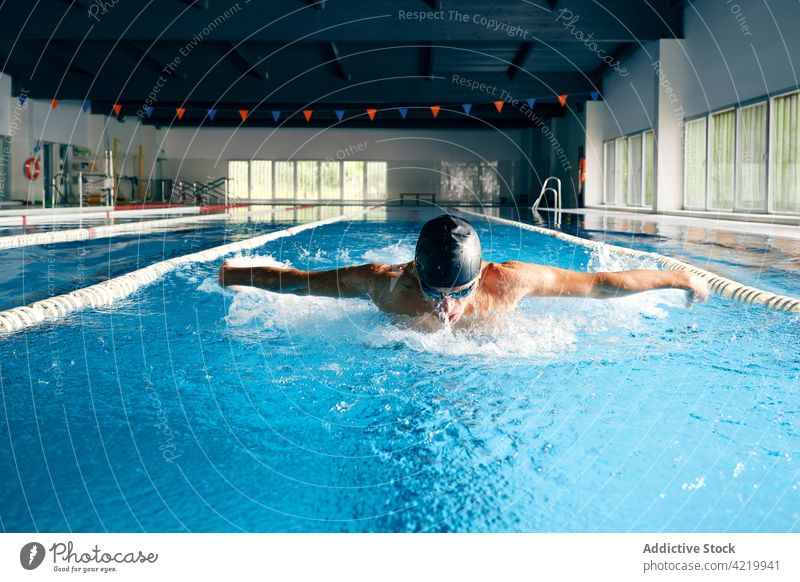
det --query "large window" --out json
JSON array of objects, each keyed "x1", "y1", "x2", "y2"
[
  {"x1": 684, "y1": 93, "x2": 800, "y2": 214},
  {"x1": 296, "y1": 161, "x2": 319, "y2": 200},
  {"x1": 366, "y1": 162, "x2": 387, "y2": 199},
  {"x1": 770, "y1": 92, "x2": 800, "y2": 213},
  {"x1": 737, "y1": 103, "x2": 767, "y2": 211},
  {"x1": 228, "y1": 161, "x2": 249, "y2": 199},
  {"x1": 709, "y1": 109, "x2": 736, "y2": 210},
  {"x1": 228, "y1": 160, "x2": 387, "y2": 201},
  {"x1": 684, "y1": 118, "x2": 707, "y2": 209},
  {"x1": 321, "y1": 161, "x2": 341, "y2": 200},
  {"x1": 250, "y1": 160, "x2": 272, "y2": 199},
  {"x1": 343, "y1": 161, "x2": 364, "y2": 200},
  {"x1": 603, "y1": 132, "x2": 654, "y2": 208},
  {"x1": 643, "y1": 131, "x2": 655, "y2": 207}
]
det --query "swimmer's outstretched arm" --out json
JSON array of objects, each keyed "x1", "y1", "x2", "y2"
[
  {"x1": 505, "y1": 261, "x2": 709, "y2": 303},
  {"x1": 218, "y1": 260, "x2": 390, "y2": 298}
]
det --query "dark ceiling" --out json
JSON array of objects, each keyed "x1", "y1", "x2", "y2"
[{"x1": 0, "y1": 0, "x2": 683, "y2": 127}]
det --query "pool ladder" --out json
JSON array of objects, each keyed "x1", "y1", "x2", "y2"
[{"x1": 531, "y1": 176, "x2": 562, "y2": 228}]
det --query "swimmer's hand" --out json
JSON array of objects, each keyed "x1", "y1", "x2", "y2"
[{"x1": 683, "y1": 273, "x2": 710, "y2": 307}]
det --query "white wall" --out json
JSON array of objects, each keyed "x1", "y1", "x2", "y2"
[
  {"x1": 600, "y1": 41, "x2": 659, "y2": 139},
  {"x1": 678, "y1": 0, "x2": 800, "y2": 117},
  {"x1": 584, "y1": 0, "x2": 800, "y2": 212}
]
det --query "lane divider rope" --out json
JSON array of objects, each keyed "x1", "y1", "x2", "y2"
[
  {"x1": 0, "y1": 205, "x2": 305, "y2": 250},
  {"x1": 459, "y1": 209, "x2": 800, "y2": 314},
  {"x1": 0, "y1": 205, "x2": 380, "y2": 335}
]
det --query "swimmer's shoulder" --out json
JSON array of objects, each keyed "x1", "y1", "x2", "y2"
[{"x1": 482, "y1": 260, "x2": 547, "y2": 293}]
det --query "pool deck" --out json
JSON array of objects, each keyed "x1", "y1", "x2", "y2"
[{"x1": 567, "y1": 207, "x2": 800, "y2": 240}]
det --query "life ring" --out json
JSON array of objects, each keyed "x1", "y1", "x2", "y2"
[{"x1": 23, "y1": 157, "x2": 40, "y2": 181}]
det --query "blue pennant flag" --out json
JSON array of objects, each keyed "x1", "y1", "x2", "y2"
[
  {"x1": 81, "y1": 101, "x2": 90, "y2": 112},
  {"x1": 462, "y1": 104, "x2": 472, "y2": 114},
  {"x1": 590, "y1": 91, "x2": 601, "y2": 101},
  {"x1": 335, "y1": 110, "x2": 345, "y2": 121},
  {"x1": 207, "y1": 108, "x2": 217, "y2": 121},
  {"x1": 271, "y1": 110, "x2": 281, "y2": 122},
  {"x1": 144, "y1": 106, "x2": 153, "y2": 118},
  {"x1": 18, "y1": 94, "x2": 27, "y2": 107},
  {"x1": 33, "y1": 139, "x2": 42, "y2": 154},
  {"x1": 398, "y1": 107, "x2": 408, "y2": 119},
  {"x1": 526, "y1": 98, "x2": 536, "y2": 109}
]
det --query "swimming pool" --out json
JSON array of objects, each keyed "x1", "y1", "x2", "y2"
[{"x1": 0, "y1": 207, "x2": 798, "y2": 532}]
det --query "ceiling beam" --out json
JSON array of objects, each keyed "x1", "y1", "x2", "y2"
[
  {"x1": 423, "y1": 0, "x2": 443, "y2": 9},
  {"x1": 590, "y1": 42, "x2": 636, "y2": 84},
  {"x1": 21, "y1": 71, "x2": 597, "y2": 103},
  {"x1": 420, "y1": 41, "x2": 434, "y2": 80},
  {"x1": 47, "y1": 41, "x2": 103, "y2": 79},
  {"x1": 302, "y1": 0, "x2": 326, "y2": 9},
  {"x1": 128, "y1": 41, "x2": 186, "y2": 80},
  {"x1": 181, "y1": 0, "x2": 208, "y2": 9},
  {"x1": 508, "y1": 42, "x2": 535, "y2": 81},
  {"x1": 328, "y1": 42, "x2": 351, "y2": 81},
  {"x1": 229, "y1": 42, "x2": 268, "y2": 80}
]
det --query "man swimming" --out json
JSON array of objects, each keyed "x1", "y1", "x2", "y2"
[{"x1": 218, "y1": 214, "x2": 709, "y2": 326}]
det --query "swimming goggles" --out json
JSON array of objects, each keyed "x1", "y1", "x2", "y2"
[{"x1": 420, "y1": 278, "x2": 478, "y2": 300}]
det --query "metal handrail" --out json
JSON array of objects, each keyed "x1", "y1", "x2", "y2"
[{"x1": 531, "y1": 176, "x2": 562, "y2": 227}]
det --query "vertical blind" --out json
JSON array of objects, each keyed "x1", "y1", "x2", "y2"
[
  {"x1": 709, "y1": 109, "x2": 736, "y2": 210},
  {"x1": 628, "y1": 133, "x2": 643, "y2": 206},
  {"x1": 643, "y1": 131, "x2": 655, "y2": 207},
  {"x1": 771, "y1": 92, "x2": 800, "y2": 213},
  {"x1": 737, "y1": 103, "x2": 767, "y2": 211},
  {"x1": 685, "y1": 118, "x2": 707, "y2": 209}
]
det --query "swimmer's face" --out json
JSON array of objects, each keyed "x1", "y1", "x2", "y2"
[{"x1": 420, "y1": 277, "x2": 479, "y2": 324}]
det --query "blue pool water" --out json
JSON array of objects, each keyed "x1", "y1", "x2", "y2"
[
  {"x1": 0, "y1": 220, "x2": 295, "y2": 310},
  {"x1": 0, "y1": 209, "x2": 798, "y2": 532}
]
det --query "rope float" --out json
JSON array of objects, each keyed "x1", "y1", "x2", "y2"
[
  {"x1": 0, "y1": 205, "x2": 380, "y2": 335},
  {"x1": 0, "y1": 205, "x2": 303, "y2": 250},
  {"x1": 459, "y1": 209, "x2": 800, "y2": 315}
]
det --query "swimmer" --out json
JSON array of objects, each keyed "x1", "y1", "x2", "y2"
[{"x1": 218, "y1": 214, "x2": 709, "y2": 326}]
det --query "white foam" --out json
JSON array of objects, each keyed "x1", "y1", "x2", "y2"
[
  {"x1": 217, "y1": 244, "x2": 691, "y2": 359},
  {"x1": 362, "y1": 240, "x2": 415, "y2": 264}
]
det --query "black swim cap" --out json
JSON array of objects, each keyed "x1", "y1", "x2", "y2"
[{"x1": 414, "y1": 215, "x2": 482, "y2": 289}]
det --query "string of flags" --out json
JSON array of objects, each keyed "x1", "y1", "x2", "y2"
[{"x1": 40, "y1": 91, "x2": 603, "y2": 121}]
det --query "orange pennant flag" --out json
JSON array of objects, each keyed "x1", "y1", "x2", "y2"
[
  {"x1": 303, "y1": 110, "x2": 313, "y2": 122},
  {"x1": 176, "y1": 107, "x2": 186, "y2": 120},
  {"x1": 366, "y1": 108, "x2": 377, "y2": 121},
  {"x1": 238, "y1": 109, "x2": 249, "y2": 121},
  {"x1": 493, "y1": 100, "x2": 504, "y2": 113},
  {"x1": 430, "y1": 105, "x2": 440, "y2": 118},
  {"x1": 558, "y1": 94, "x2": 568, "y2": 107},
  {"x1": 112, "y1": 103, "x2": 122, "y2": 117},
  {"x1": 50, "y1": 99, "x2": 59, "y2": 109}
]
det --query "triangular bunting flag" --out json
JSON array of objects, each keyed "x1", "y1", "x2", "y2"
[
  {"x1": 303, "y1": 110, "x2": 313, "y2": 122},
  {"x1": 462, "y1": 104, "x2": 472, "y2": 114},
  {"x1": 366, "y1": 108, "x2": 377, "y2": 121},
  {"x1": 112, "y1": 103, "x2": 122, "y2": 117},
  {"x1": 271, "y1": 110, "x2": 281, "y2": 122},
  {"x1": 493, "y1": 100, "x2": 504, "y2": 113},
  {"x1": 50, "y1": 99, "x2": 59, "y2": 109},
  {"x1": 18, "y1": 94, "x2": 27, "y2": 107},
  {"x1": 590, "y1": 91, "x2": 601, "y2": 101},
  {"x1": 335, "y1": 110, "x2": 345, "y2": 121},
  {"x1": 398, "y1": 107, "x2": 408, "y2": 119},
  {"x1": 144, "y1": 106, "x2": 153, "y2": 118},
  {"x1": 238, "y1": 109, "x2": 249, "y2": 121},
  {"x1": 526, "y1": 98, "x2": 536, "y2": 109},
  {"x1": 207, "y1": 108, "x2": 217, "y2": 121},
  {"x1": 430, "y1": 105, "x2": 440, "y2": 118},
  {"x1": 176, "y1": 107, "x2": 186, "y2": 120},
  {"x1": 558, "y1": 94, "x2": 568, "y2": 107},
  {"x1": 81, "y1": 100, "x2": 90, "y2": 112}
]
